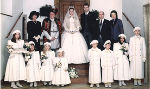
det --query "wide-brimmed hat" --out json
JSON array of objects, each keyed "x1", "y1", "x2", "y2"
[{"x1": 29, "y1": 11, "x2": 40, "y2": 20}]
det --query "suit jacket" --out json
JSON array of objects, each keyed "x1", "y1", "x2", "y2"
[
  {"x1": 110, "y1": 19, "x2": 124, "y2": 42},
  {"x1": 80, "y1": 12, "x2": 96, "y2": 36},
  {"x1": 95, "y1": 19, "x2": 111, "y2": 42}
]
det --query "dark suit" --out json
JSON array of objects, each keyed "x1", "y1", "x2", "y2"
[
  {"x1": 80, "y1": 12, "x2": 96, "y2": 48},
  {"x1": 95, "y1": 19, "x2": 111, "y2": 50}
]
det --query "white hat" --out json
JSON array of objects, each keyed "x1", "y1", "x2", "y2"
[
  {"x1": 12, "y1": 30, "x2": 21, "y2": 35},
  {"x1": 103, "y1": 40, "x2": 111, "y2": 48},
  {"x1": 90, "y1": 40, "x2": 98, "y2": 45},
  {"x1": 44, "y1": 42, "x2": 51, "y2": 46},
  {"x1": 133, "y1": 27, "x2": 141, "y2": 32},
  {"x1": 119, "y1": 34, "x2": 126, "y2": 39},
  {"x1": 29, "y1": 41, "x2": 35, "y2": 45},
  {"x1": 57, "y1": 48, "x2": 64, "y2": 53}
]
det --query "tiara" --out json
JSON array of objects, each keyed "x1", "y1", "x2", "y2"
[{"x1": 69, "y1": 5, "x2": 74, "y2": 8}]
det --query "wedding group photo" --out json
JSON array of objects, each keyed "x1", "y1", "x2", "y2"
[{"x1": 0, "y1": 0, "x2": 150, "y2": 89}]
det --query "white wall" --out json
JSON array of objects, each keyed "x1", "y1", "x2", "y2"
[
  {"x1": 23, "y1": 0, "x2": 54, "y2": 22},
  {"x1": 0, "y1": 0, "x2": 23, "y2": 80},
  {"x1": 122, "y1": 0, "x2": 148, "y2": 41},
  {"x1": 90, "y1": 0, "x2": 122, "y2": 20}
]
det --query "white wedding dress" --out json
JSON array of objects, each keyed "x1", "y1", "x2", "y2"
[{"x1": 61, "y1": 9, "x2": 88, "y2": 64}]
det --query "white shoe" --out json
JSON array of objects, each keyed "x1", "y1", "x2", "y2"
[
  {"x1": 119, "y1": 81, "x2": 122, "y2": 86},
  {"x1": 30, "y1": 83, "x2": 33, "y2": 87},
  {"x1": 122, "y1": 81, "x2": 126, "y2": 86},
  {"x1": 105, "y1": 84, "x2": 108, "y2": 88},
  {"x1": 16, "y1": 82, "x2": 23, "y2": 87},
  {"x1": 134, "y1": 80, "x2": 138, "y2": 86},
  {"x1": 43, "y1": 82, "x2": 47, "y2": 85},
  {"x1": 138, "y1": 80, "x2": 142, "y2": 86},
  {"x1": 108, "y1": 84, "x2": 111, "y2": 88},
  {"x1": 49, "y1": 82, "x2": 52, "y2": 85},
  {"x1": 11, "y1": 82, "x2": 18, "y2": 89},
  {"x1": 90, "y1": 84, "x2": 94, "y2": 88},
  {"x1": 96, "y1": 84, "x2": 100, "y2": 88},
  {"x1": 34, "y1": 82, "x2": 37, "y2": 87}
]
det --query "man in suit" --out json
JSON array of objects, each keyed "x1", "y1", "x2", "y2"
[
  {"x1": 80, "y1": 3, "x2": 95, "y2": 49},
  {"x1": 95, "y1": 11, "x2": 111, "y2": 50}
]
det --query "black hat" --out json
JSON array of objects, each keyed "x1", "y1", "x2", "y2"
[
  {"x1": 49, "y1": 8, "x2": 58, "y2": 15},
  {"x1": 29, "y1": 11, "x2": 40, "y2": 20}
]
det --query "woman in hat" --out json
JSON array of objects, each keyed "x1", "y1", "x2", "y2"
[
  {"x1": 27, "y1": 11, "x2": 41, "y2": 51},
  {"x1": 4, "y1": 30, "x2": 26, "y2": 88},
  {"x1": 52, "y1": 48, "x2": 71, "y2": 86},
  {"x1": 129, "y1": 27, "x2": 146, "y2": 86},
  {"x1": 41, "y1": 9, "x2": 62, "y2": 51},
  {"x1": 101, "y1": 40, "x2": 116, "y2": 88},
  {"x1": 26, "y1": 41, "x2": 41, "y2": 87},
  {"x1": 88, "y1": 40, "x2": 101, "y2": 88},
  {"x1": 113, "y1": 34, "x2": 131, "y2": 86},
  {"x1": 40, "y1": 42, "x2": 55, "y2": 86}
]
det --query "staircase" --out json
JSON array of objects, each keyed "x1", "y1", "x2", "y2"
[{"x1": 68, "y1": 63, "x2": 89, "y2": 84}]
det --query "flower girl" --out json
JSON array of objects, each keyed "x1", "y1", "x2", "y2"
[
  {"x1": 129, "y1": 27, "x2": 146, "y2": 86},
  {"x1": 40, "y1": 42, "x2": 55, "y2": 85},
  {"x1": 113, "y1": 34, "x2": 131, "y2": 86},
  {"x1": 88, "y1": 40, "x2": 101, "y2": 88},
  {"x1": 52, "y1": 48, "x2": 71, "y2": 86},
  {"x1": 26, "y1": 41, "x2": 41, "y2": 87},
  {"x1": 101, "y1": 40, "x2": 116, "y2": 88},
  {"x1": 4, "y1": 30, "x2": 26, "y2": 88}
]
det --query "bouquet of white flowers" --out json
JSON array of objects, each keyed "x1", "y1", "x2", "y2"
[
  {"x1": 41, "y1": 54, "x2": 48, "y2": 60},
  {"x1": 6, "y1": 45, "x2": 14, "y2": 53},
  {"x1": 68, "y1": 67, "x2": 79, "y2": 79},
  {"x1": 54, "y1": 61, "x2": 62, "y2": 71},
  {"x1": 120, "y1": 45, "x2": 128, "y2": 55},
  {"x1": 25, "y1": 52, "x2": 32, "y2": 61},
  {"x1": 23, "y1": 42, "x2": 30, "y2": 51}
]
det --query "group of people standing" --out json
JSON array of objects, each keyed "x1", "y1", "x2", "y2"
[{"x1": 4, "y1": 3, "x2": 146, "y2": 89}]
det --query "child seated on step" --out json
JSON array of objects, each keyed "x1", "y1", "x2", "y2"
[
  {"x1": 101, "y1": 40, "x2": 116, "y2": 88},
  {"x1": 52, "y1": 48, "x2": 71, "y2": 86},
  {"x1": 88, "y1": 40, "x2": 101, "y2": 88},
  {"x1": 40, "y1": 42, "x2": 55, "y2": 86}
]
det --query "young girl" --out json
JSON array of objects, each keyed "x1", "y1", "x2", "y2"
[
  {"x1": 88, "y1": 40, "x2": 101, "y2": 88},
  {"x1": 40, "y1": 42, "x2": 55, "y2": 85},
  {"x1": 26, "y1": 41, "x2": 41, "y2": 87},
  {"x1": 52, "y1": 48, "x2": 71, "y2": 86},
  {"x1": 101, "y1": 40, "x2": 116, "y2": 88},
  {"x1": 113, "y1": 34, "x2": 131, "y2": 86},
  {"x1": 129, "y1": 27, "x2": 146, "y2": 86},
  {"x1": 4, "y1": 30, "x2": 26, "y2": 88}
]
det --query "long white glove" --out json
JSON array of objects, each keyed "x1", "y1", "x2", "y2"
[{"x1": 41, "y1": 30, "x2": 52, "y2": 40}]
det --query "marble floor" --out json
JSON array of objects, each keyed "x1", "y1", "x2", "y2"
[{"x1": 1, "y1": 82, "x2": 150, "y2": 89}]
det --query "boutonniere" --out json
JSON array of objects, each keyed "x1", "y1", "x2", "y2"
[{"x1": 96, "y1": 18, "x2": 99, "y2": 21}]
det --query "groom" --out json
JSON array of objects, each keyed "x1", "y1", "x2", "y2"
[{"x1": 80, "y1": 3, "x2": 95, "y2": 49}]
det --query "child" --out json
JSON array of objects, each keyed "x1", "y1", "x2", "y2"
[
  {"x1": 52, "y1": 48, "x2": 71, "y2": 86},
  {"x1": 40, "y1": 42, "x2": 55, "y2": 85},
  {"x1": 4, "y1": 30, "x2": 26, "y2": 88},
  {"x1": 88, "y1": 40, "x2": 101, "y2": 88},
  {"x1": 101, "y1": 40, "x2": 116, "y2": 88},
  {"x1": 113, "y1": 34, "x2": 131, "y2": 86},
  {"x1": 26, "y1": 41, "x2": 41, "y2": 87},
  {"x1": 129, "y1": 27, "x2": 146, "y2": 86}
]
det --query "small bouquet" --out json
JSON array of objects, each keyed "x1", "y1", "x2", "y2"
[
  {"x1": 23, "y1": 42, "x2": 30, "y2": 51},
  {"x1": 68, "y1": 67, "x2": 79, "y2": 79},
  {"x1": 25, "y1": 52, "x2": 32, "y2": 61},
  {"x1": 120, "y1": 45, "x2": 128, "y2": 55},
  {"x1": 41, "y1": 54, "x2": 48, "y2": 60},
  {"x1": 6, "y1": 45, "x2": 13, "y2": 53},
  {"x1": 54, "y1": 61, "x2": 62, "y2": 71}
]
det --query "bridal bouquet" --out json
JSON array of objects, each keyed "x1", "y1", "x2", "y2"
[
  {"x1": 68, "y1": 67, "x2": 79, "y2": 79},
  {"x1": 120, "y1": 45, "x2": 128, "y2": 55},
  {"x1": 6, "y1": 45, "x2": 14, "y2": 53}
]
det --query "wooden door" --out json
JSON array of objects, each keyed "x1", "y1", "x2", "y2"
[{"x1": 58, "y1": 0, "x2": 89, "y2": 23}]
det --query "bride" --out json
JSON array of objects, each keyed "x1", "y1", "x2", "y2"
[{"x1": 61, "y1": 6, "x2": 89, "y2": 64}]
